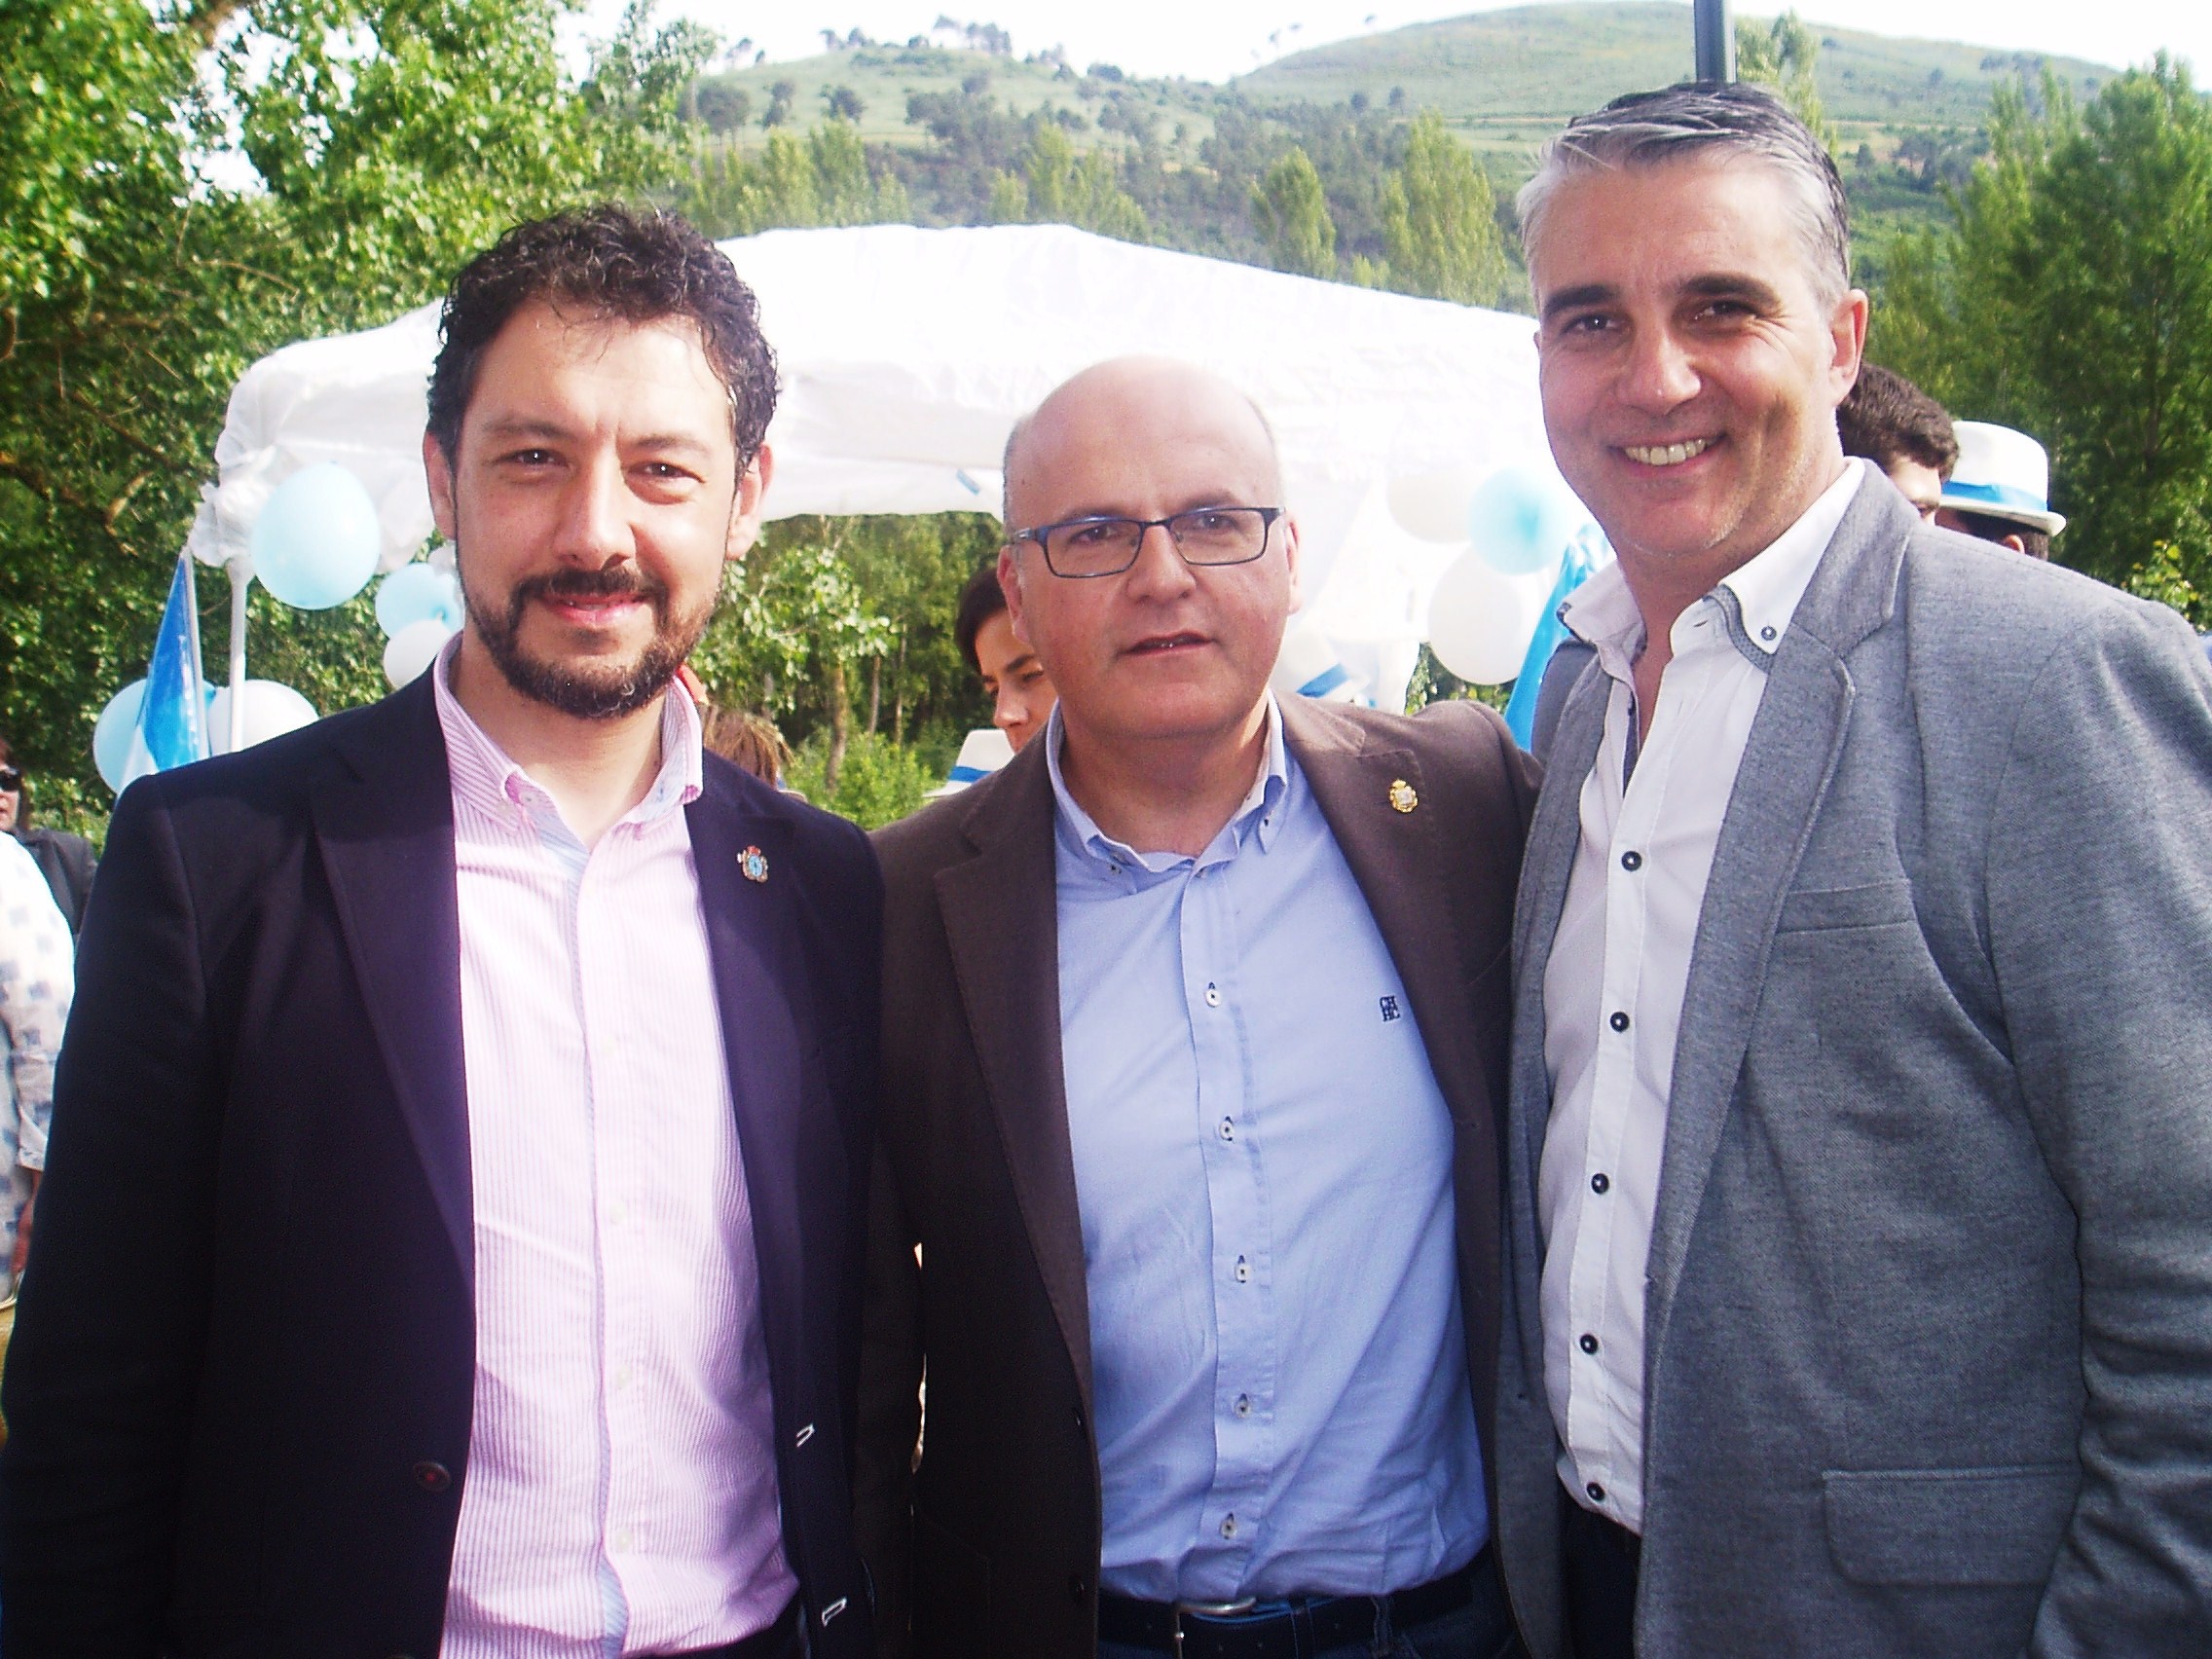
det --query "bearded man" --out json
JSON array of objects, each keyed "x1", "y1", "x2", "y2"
[{"x1": 0, "y1": 206, "x2": 880, "y2": 1659}]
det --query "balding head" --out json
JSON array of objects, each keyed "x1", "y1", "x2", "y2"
[
  {"x1": 993, "y1": 355, "x2": 1299, "y2": 787},
  {"x1": 1003, "y1": 357, "x2": 1281, "y2": 534}
]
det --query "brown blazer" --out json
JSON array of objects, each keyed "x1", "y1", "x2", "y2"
[{"x1": 857, "y1": 695, "x2": 1539, "y2": 1658}]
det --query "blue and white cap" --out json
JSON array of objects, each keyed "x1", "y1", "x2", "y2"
[
  {"x1": 926, "y1": 725, "x2": 1016, "y2": 798},
  {"x1": 1938, "y1": 421, "x2": 2066, "y2": 535}
]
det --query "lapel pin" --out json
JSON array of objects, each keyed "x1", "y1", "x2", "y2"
[
  {"x1": 739, "y1": 845, "x2": 770, "y2": 883},
  {"x1": 1388, "y1": 779, "x2": 1419, "y2": 814}
]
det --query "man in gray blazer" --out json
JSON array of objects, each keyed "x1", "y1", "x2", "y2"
[{"x1": 1494, "y1": 82, "x2": 2212, "y2": 1658}]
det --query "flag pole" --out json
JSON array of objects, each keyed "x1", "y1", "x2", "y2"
[
  {"x1": 227, "y1": 555, "x2": 249, "y2": 753},
  {"x1": 1695, "y1": 0, "x2": 1736, "y2": 81}
]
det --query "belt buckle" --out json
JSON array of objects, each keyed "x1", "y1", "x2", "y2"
[{"x1": 1169, "y1": 1597, "x2": 1258, "y2": 1659}]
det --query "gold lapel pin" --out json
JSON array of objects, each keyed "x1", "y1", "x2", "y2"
[
  {"x1": 1388, "y1": 779, "x2": 1419, "y2": 814},
  {"x1": 739, "y1": 845, "x2": 770, "y2": 883}
]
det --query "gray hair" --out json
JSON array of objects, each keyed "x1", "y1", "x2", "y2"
[{"x1": 1517, "y1": 82, "x2": 1851, "y2": 305}]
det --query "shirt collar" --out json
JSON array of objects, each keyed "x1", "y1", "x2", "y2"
[
  {"x1": 1561, "y1": 458, "x2": 1865, "y2": 673},
  {"x1": 1045, "y1": 694, "x2": 1290, "y2": 885},
  {"x1": 431, "y1": 634, "x2": 704, "y2": 829}
]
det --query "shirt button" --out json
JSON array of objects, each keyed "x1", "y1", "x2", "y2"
[
  {"x1": 1587, "y1": 1483, "x2": 1606, "y2": 1504},
  {"x1": 1591, "y1": 1172, "x2": 1610, "y2": 1194},
  {"x1": 412, "y1": 1460, "x2": 452, "y2": 1493},
  {"x1": 1234, "y1": 1254, "x2": 1250, "y2": 1283},
  {"x1": 1220, "y1": 1514, "x2": 1238, "y2": 1539},
  {"x1": 1070, "y1": 1573, "x2": 1089, "y2": 1604},
  {"x1": 1234, "y1": 1393, "x2": 1252, "y2": 1418},
  {"x1": 1204, "y1": 983, "x2": 1222, "y2": 1008},
  {"x1": 1609, "y1": 1011, "x2": 1631, "y2": 1033},
  {"x1": 1620, "y1": 850, "x2": 1642, "y2": 871},
  {"x1": 1579, "y1": 1333, "x2": 1600, "y2": 1354},
  {"x1": 1218, "y1": 1118, "x2": 1235, "y2": 1141}
]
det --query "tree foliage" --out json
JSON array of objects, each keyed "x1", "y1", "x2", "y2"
[
  {"x1": 987, "y1": 124, "x2": 1149, "y2": 242},
  {"x1": 0, "y1": 0, "x2": 711, "y2": 830},
  {"x1": 1380, "y1": 112, "x2": 1512, "y2": 308},
  {"x1": 1873, "y1": 60, "x2": 2212, "y2": 599},
  {"x1": 1737, "y1": 11, "x2": 1834, "y2": 148},
  {"x1": 1251, "y1": 147, "x2": 1337, "y2": 277}
]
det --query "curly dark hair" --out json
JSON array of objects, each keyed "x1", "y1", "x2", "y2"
[
  {"x1": 1838, "y1": 363, "x2": 1958, "y2": 478},
  {"x1": 425, "y1": 203, "x2": 778, "y2": 471}
]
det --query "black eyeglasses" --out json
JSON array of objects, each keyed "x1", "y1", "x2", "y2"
[
  {"x1": 1012, "y1": 506, "x2": 1282, "y2": 578},
  {"x1": 0, "y1": 767, "x2": 19, "y2": 793}
]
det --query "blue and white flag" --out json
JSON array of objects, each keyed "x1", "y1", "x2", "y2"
[{"x1": 119, "y1": 553, "x2": 211, "y2": 789}]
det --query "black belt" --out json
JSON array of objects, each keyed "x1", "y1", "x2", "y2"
[
  {"x1": 653, "y1": 1596, "x2": 802, "y2": 1659},
  {"x1": 1096, "y1": 1548, "x2": 1492, "y2": 1659}
]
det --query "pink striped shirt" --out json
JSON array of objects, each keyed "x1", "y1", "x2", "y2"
[{"x1": 434, "y1": 649, "x2": 796, "y2": 1658}]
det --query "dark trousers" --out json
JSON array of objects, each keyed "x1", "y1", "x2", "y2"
[{"x1": 1561, "y1": 1501, "x2": 1640, "y2": 1659}]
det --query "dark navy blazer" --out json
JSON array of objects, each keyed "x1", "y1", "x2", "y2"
[{"x1": 0, "y1": 674, "x2": 881, "y2": 1659}]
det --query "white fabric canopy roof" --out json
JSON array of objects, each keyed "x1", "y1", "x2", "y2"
[{"x1": 196, "y1": 223, "x2": 1549, "y2": 710}]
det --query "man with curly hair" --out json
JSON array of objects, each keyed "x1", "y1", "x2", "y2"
[{"x1": 1, "y1": 206, "x2": 879, "y2": 1659}]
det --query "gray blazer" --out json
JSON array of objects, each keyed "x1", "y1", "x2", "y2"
[{"x1": 1494, "y1": 474, "x2": 2212, "y2": 1658}]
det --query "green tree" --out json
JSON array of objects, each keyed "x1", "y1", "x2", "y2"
[
  {"x1": 680, "y1": 122, "x2": 911, "y2": 236},
  {"x1": 1380, "y1": 112, "x2": 1510, "y2": 309},
  {"x1": 1737, "y1": 11, "x2": 1833, "y2": 147},
  {"x1": 0, "y1": 0, "x2": 709, "y2": 830},
  {"x1": 1250, "y1": 146, "x2": 1337, "y2": 277},
  {"x1": 1874, "y1": 61, "x2": 2212, "y2": 597},
  {"x1": 987, "y1": 123, "x2": 1149, "y2": 242}
]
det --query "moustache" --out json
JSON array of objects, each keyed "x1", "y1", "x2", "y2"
[{"x1": 506, "y1": 566, "x2": 670, "y2": 620}]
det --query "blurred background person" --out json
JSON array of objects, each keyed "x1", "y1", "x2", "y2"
[
  {"x1": 1837, "y1": 363, "x2": 1957, "y2": 522},
  {"x1": 700, "y1": 704, "x2": 794, "y2": 790},
  {"x1": 0, "y1": 832, "x2": 72, "y2": 1287},
  {"x1": 953, "y1": 560, "x2": 1055, "y2": 753},
  {"x1": 0, "y1": 736, "x2": 94, "y2": 940},
  {"x1": 1937, "y1": 421, "x2": 2065, "y2": 560}
]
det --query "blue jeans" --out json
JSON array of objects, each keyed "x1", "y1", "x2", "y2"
[{"x1": 1096, "y1": 1572, "x2": 1524, "y2": 1659}]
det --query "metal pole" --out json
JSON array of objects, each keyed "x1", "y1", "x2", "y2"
[
  {"x1": 226, "y1": 555, "x2": 249, "y2": 753},
  {"x1": 1694, "y1": 0, "x2": 1736, "y2": 82}
]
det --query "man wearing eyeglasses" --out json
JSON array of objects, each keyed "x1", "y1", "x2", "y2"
[{"x1": 856, "y1": 356, "x2": 1539, "y2": 1659}]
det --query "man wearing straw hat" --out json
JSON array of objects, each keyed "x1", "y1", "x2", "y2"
[{"x1": 859, "y1": 356, "x2": 1538, "y2": 1659}]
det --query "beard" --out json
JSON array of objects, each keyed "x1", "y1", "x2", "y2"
[{"x1": 462, "y1": 562, "x2": 714, "y2": 720}]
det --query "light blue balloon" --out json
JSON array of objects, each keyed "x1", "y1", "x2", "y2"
[
  {"x1": 92, "y1": 680, "x2": 147, "y2": 793},
  {"x1": 375, "y1": 561, "x2": 464, "y2": 638},
  {"x1": 1468, "y1": 463, "x2": 1591, "y2": 576},
  {"x1": 250, "y1": 462, "x2": 382, "y2": 610}
]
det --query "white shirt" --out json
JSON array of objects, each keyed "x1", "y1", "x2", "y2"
[
  {"x1": 433, "y1": 650, "x2": 795, "y2": 1658},
  {"x1": 1539, "y1": 461, "x2": 1864, "y2": 1533}
]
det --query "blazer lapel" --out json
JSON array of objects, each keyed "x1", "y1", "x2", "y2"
[
  {"x1": 934, "y1": 744, "x2": 1095, "y2": 1404},
  {"x1": 688, "y1": 786, "x2": 808, "y2": 1390},
  {"x1": 1643, "y1": 475, "x2": 1912, "y2": 1370},
  {"x1": 312, "y1": 677, "x2": 473, "y2": 1284}
]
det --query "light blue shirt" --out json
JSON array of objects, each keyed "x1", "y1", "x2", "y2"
[{"x1": 1048, "y1": 700, "x2": 1488, "y2": 1604}]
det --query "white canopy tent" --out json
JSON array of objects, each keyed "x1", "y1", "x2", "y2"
[{"x1": 194, "y1": 223, "x2": 1549, "y2": 719}]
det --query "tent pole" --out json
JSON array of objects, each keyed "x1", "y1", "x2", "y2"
[{"x1": 226, "y1": 555, "x2": 249, "y2": 752}]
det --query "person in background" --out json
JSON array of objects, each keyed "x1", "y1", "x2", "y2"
[
  {"x1": 1500, "y1": 79, "x2": 2212, "y2": 1658},
  {"x1": 1835, "y1": 362, "x2": 1956, "y2": 522},
  {"x1": 700, "y1": 704, "x2": 793, "y2": 789},
  {"x1": 0, "y1": 738, "x2": 94, "y2": 940},
  {"x1": 952, "y1": 560, "x2": 1055, "y2": 753},
  {"x1": 1936, "y1": 421, "x2": 2064, "y2": 560},
  {"x1": 0, "y1": 835, "x2": 70, "y2": 1284}
]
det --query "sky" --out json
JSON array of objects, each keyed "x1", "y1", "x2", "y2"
[{"x1": 578, "y1": 0, "x2": 2210, "y2": 83}]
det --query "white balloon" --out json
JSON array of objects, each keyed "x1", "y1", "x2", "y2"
[
  {"x1": 1425, "y1": 547, "x2": 1554, "y2": 684},
  {"x1": 207, "y1": 680, "x2": 319, "y2": 755},
  {"x1": 384, "y1": 618, "x2": 454, "y2": 689},
  {"x1": 1385, "y1": 470, "x2": 1484, "y2": 543}
]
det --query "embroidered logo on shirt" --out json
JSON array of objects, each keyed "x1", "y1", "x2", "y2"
[
  {"x1": 1387, "y1": 779, "x2": 1419, "y2": 813},
  {"x1": 739, "y1": 845, "x2": 770, "y2": 883},
  {"x1": 1380, "y1": 995, "x2": 1402, "y2": 1022}
]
